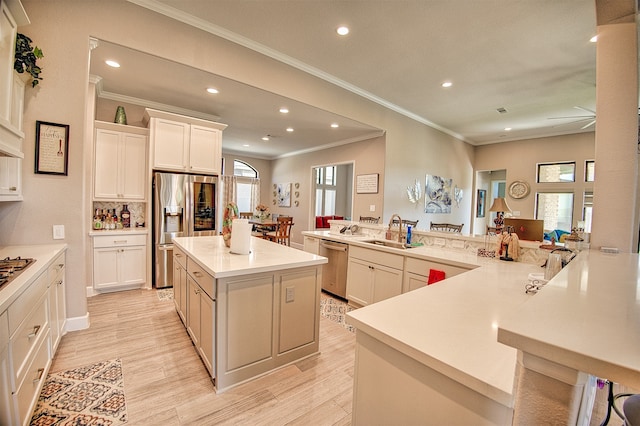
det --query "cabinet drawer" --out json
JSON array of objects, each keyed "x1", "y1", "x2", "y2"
[
  {"x1": 404, "y1": 256, "x2": 471, "y2": 278},
  {"x1": 349, "y1": 246, "x2": 404, "y2": 270},
  {"x1": 8, "y1": 271, "x2": 48, "y2": 335},
  {"x1": 11, "y1": 293, "x2": 49, "y2": 388},
  {"x1": 187, "y1": 258, "x2": 215, "y2": 299},
  {"x1": 93, "y1": 234, "x2": 147, "y2": 248},
  {"x1": 174, "y1": 245, "x2": 187, "y2": 268},
  {"x1": 47, "y1": 252, "x2": 65, "y2": 282},
  {"x1": 14, "y1": 329, "x2": 50, "y2": 426}
]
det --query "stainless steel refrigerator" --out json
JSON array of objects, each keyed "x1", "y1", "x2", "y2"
[{"x1": 153, "y1": 172, "x2": 218, "y2": 288}]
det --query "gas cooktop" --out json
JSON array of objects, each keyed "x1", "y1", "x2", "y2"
[{"x1": 0, "y1": 257, "x2": 35, "y2": 290}]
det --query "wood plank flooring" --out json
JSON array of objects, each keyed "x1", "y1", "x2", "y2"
[
  {"x1": 51, "y1": 289, "x2": 356, "y2": 425},
  {"x1": 50, "y1": 288, "x2": 636, "y2": 425}
]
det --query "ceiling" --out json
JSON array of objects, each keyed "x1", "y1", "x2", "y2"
[{"x1": 92, "y1": 0, "x2": 603, "y2": 159}]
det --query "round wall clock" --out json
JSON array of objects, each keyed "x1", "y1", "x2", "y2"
[{"x1": 508, "y1": 180, "x2": 530, "y2": 199}]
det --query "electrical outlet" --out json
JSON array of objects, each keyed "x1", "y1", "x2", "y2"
[
  {"x1": 285, "y1": 286, "x2": 295, "y2": 303},
  {"x1": 369, "y1": 205, "x2": 375, "y2": 212},
  {"x1": 53, "y1": 225, "x2": 65, "y2": 240},
  {"x1": 434, "y1": 238, "x2": 445, "y2": 247}
]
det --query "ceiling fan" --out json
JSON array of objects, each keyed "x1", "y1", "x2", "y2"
[{"x1": 548, "y1": 106, "x2": 596, "y2": 129}]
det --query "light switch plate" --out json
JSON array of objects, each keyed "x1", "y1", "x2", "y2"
[
  {"x1": 285, "y1": 286, "x2": 295, "y2": 303},
  {"x1": 434, "y1": 238, "x2": 445, "y2": 247},
  {"x1": 53, "y1": 225, "x2": 65, "y2": 240},
  {"x1": 369, "y1": 205, "x2": 375, "y2": 212}
]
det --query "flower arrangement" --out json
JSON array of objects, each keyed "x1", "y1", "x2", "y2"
[{"x1": 255, "y1": 204, "x2": 270, "y2": 219}]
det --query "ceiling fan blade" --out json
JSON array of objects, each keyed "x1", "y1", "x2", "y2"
[
  {"x1": 574, "y1": 106, "x2": 596, "y2": 114},
  {"x1": 580, "y1": 120, "x2": 596, "y2": 129},
  {"x1": 548, "y1": 116, "x2": 595, "y2": 120}
]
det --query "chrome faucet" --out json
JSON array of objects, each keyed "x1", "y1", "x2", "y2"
[{"x1": 388, "y1": 214, "x2": 403, "y2": 242}]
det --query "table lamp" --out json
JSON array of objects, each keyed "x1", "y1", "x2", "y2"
[{"x1": 489, "y1": 197, "x2": 512, "y2": 232}]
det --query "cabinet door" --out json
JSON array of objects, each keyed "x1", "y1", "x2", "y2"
[
  {"x1": 0, "y1": 2, "x2": 18, "y2": 123},
  {"x1": 199, "y1": 294, "x2": 215, "y2": 376},
  {"x1": 173, "y1": 262, "x2": 187, "y2": 323},
  {"x1": 186, "y1": 277, "x2": 201, "y2": 346},
  {"x1": 404, "y1": 271, "x2": 428, "y2": 293},
  {"x1": 94, "y1": 129, "x2": 120, "y2": 199},
  {"x1": 372, "y1": 264, "x2": 403, "y2": 304},
  {"x1": 189, "y1": 125, "x2": 220, "y2": 174},
  {"x1": 346, "y1": 258, "x2": 374, "y2": 307},
  {"x1": 153, "y1": 119, "x2": 189, "y2": 171},
  {"x1": 119, "y1": 245, "x2": 146, "y2": 286},
  {"x1": 0, "y1": 344, "x2": 13, "y2": 426},
  {"x1": 93, "y1": 247, "x2": 119, "y2": 289},
  {"x1": 303, "y1": 236, "x2": 320, "y2": 255},
  {"x1": 0, "y1": 156, "x2": 22, "y2": 200},
  {"x1": 120, "y1": 133, "x2": 147, "y2": 200}
]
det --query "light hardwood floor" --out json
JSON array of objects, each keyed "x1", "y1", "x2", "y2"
[
  {"x1": 51, "y1": 289, "x2": 635, "y2": 426},
  {"x1": 51, "y1": 289, "x2": 356, "y2": 425}
]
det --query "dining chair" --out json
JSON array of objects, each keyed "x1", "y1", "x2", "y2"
[
  {"x1": 359, "y1": 216, "x2": 380, "y2": 224},
  {"x1": 239, "y1": 212, "x2": 253, "y2": 219},
  {"x1": 391, "y1": 218, "x2": 419, "y2": 228},
  {"x1": 430, "y1": 222, "x2": 463, "y2": 233},
  {"x1": 266, "y1": 216, "x2": 294, "y2": 246}
]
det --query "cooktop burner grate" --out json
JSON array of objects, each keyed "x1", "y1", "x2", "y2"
[{"x1": 0, "y1": 257, "x2": 35, "y2": 290}]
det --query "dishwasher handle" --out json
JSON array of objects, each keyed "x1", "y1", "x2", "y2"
[{"x1": 320, "y1": 241, "x2": 348, "y2": 252}]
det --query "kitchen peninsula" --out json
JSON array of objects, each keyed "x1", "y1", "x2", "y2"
[{"x1": 172, "y1": 235, "x2": 326, "y2": 392}]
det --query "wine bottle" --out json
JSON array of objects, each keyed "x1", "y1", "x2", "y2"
[{"x1": 121, "y1": 204, "x2": 131, "y2": 228}]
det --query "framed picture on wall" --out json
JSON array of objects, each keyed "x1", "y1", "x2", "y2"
[
  {"x1": 35, "y1": 121, "x2": 69, "y2": 176},
  {"x1": 476, "y1": 189, "x2": 486, "y2": 218}
]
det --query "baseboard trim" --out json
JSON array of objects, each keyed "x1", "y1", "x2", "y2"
[{"x1": 65, "y1": 312, "x2": 90, "y2": 331}]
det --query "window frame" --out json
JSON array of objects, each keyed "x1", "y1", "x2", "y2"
[{"x1": 536, "y1": 161, "x2": 576, "y2": 183}]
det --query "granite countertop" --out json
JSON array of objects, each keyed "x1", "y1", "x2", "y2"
[
  {"x1": 174, "y1": 235, "x2": 327, "y2": 278},
  {"x1": 0, "y1": 244, "x2": 68, "y2": 313}
]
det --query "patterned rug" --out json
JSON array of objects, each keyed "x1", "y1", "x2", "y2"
[
  {"x1": 320, "y1": 292, "x2": 355, "y2": 333},
  {"x1": 156, "y1": 288, "x2": 173, "y2": 301},
  {"x1": 30, "y1": 359, "x2": 128, "y2": 425}
]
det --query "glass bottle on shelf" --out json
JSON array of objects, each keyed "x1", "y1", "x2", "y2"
[{"x1": 121, "y1": 204, "x2": 131, "y2": 228}]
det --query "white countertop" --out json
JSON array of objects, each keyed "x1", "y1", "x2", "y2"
[
  {"x1": 498, "y1": 250, "x2": 640, "y2": 389},
  {"x1": 173, "y1": 236, "x2": 327, "y2": 278},
  {"x1": 89, "y1": 228, "x2": 148, "y2": 236},
  {"x1": 0, "y1": 244, "x2": 67, "y2": 313}
]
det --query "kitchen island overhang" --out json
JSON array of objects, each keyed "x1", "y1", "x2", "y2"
[{"x1": 173, "y1": 236, "x2": 327, "y2": 392}]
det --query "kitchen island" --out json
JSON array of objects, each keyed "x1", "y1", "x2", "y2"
[{"x1": 172, "y1": 236, "x2": 327, "y2": 392}]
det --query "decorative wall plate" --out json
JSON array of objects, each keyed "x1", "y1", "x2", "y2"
[
  {"x1": 509, "y1": 180, "x2": 530, "y2": 199},
  {"x1": 294, "y1": 183, "x2": 300, "y2": 189}
]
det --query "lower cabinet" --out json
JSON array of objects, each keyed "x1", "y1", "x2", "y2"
[
  {"x1": 92, "y1": 234, "x2": 146, "y2": 291},
  {"x1": 0, "y1": 311, "x2": 14, "y2": 426},
  {"x1": 302, "y1": 236, "x2": 320, "y2": 254},
  {"x1": 173, "y1": 253, "x2": 187, "y2": 324},
  {"x1": 346, "y1": 246, "x2": 403, "y2": 307},
  {"x1": 48, "y1": 252, "x2": 66, "y2": 352},
  {"x1": 402, "y1": 257, "x2": 472, "y2": 292},
  {"x1": 185, "y1": 259, "x2": 216, "y2": 377}
]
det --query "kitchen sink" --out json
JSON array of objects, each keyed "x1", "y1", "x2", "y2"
[{"x1": 360, "y1": 239, "x2": 414, "y2": 249}]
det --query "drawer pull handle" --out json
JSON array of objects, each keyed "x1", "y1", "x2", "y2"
[
  {"x1": 9, "y1": 186, "x2": 17, "y2": 191},
  {"x1": 175, "y1": 254, "x2": 182, "y2": 258},
  {"x1": 193, "y1": 271, "x2": 203, "y2": 278},
  {"x1": 33, "y1": 368, "x2": 44, "y2": 383},
  {"x1": 28, "y1": 325, "x2": 41, "y2": 338},
  {"x1": 194, "y1": 288, "x2": 200, "y2": 294},
  {"x1": 113, "y1": 240, "x2": 128, "y2": 244},
  {"x1": 57, "y1": 263, "x2": 64, "y2": 270},
  {"x1": 56, "y1": 280, "x2": 63, "y2": 286}
]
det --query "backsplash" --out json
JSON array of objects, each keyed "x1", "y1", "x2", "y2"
[{"x1": 92, "y1": 202, "x2": 146, "y2": 228}]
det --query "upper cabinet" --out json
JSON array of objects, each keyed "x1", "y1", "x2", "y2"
[
  {"x1": 93, "y1": 121, "x2": 148, "y2": 201},
  {"x1": 144, "y1": 108, "x2": 227, "y2": 175},
  {"x1": 0, "y1": 0, "x2": 29, "y2": 158}
]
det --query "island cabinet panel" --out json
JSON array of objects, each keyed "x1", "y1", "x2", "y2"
[
  {"x1": 173, "y1": 249, "x2": 187, "y2": 324},
  {"x1": 402, "y1": 257, "x2": 473, "y2": 292},
  {"x1": 186, "y1": 267, "x2": 216, "y2": 376},
  {"x1": 346, "y1": 246, "x2": 403, "y2": 308},
  {"x1": 278, "y1": 268, "x2": 319, "y2": 354}
]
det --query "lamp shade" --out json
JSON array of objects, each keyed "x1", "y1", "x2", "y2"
[{"x1": 489, "y1": 197, "x2": 512, "y2": 213}]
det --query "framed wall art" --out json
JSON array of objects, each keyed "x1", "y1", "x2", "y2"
[
  {"x1": 35, "y1": 121, "x2": 69, "y2": 175},
  {"x1": 356, "y1": 173, "x2": 379, "y2": 194},
  {"x1": 476, "y1": 189, "x2": 486, "y2": 217},
  {"x1": 277, "y1": 182, "x2": 291, "y2": 207}
]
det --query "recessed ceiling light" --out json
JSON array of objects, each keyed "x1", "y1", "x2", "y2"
[
  {"x1": 262, "y1": 136, "x2": 270, "y2": 141},
  {"x1": 206, "y1": 87, "x2": 219, "y2": 94},
  {"x1": 279, "y1": 108, "x2": 289, "y2": 114},
  {"x1": 590, "y1": 35, "x2": 597, "y2": 43},
  {"x1": 286, "y1": 127, "x2": 294, "y2": 132},
  {"x1": 331, "y1": 123, "x2": 339, "y2": 128},
  {"x1": 105, "y1": 60, "x2": 120, "y2": 68},
  {"x1": 504, "y1": 127, "x2": 512, "y2": 131},
  {"x1": 337, "y1": 26, "x2": 349, "y2": 36},
  {"x1": 441, "y1": 81, "x2": 453, "y2": 88}
]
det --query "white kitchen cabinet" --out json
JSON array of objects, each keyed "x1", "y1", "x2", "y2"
[
  {"x1": 48, "y1": 252, "x2": 66, "y2": 352},
  {"x1": 94, "y1": 121, "x2": 148, "y2": 200},
  {"x1": 92, "y1": 233, "x2": 147, "y2": 291},
  {"x1": 0, "y1": 156, "x2": 21, "y2": 200},
  {"x1": 402, "y1": 256, "x2": 472, "y2": 293},
  {"x1": 0, "y1": 0, "x2": 28, "y2": 159},
  {"x1": 173, "y1": 245, "x2": 187, "y2": 324},
  {"x1": 144, "y1": 108, "x2": 226, "y2": 175},
  {"x1": 302, "y1": 235, "x2": 320, "y2": 255},
  {"x1": 186, "y1": 258, "x2": 215, "y2": 376},
  {"x1": 0, "y1": 311, "x2": 13, "y2": 426},
  {"x1": 346, "y1": 245, "x2": 403, "y2": 307}
]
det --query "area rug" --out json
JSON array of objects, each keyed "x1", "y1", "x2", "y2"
[
  {"x1": 156, "y1": 288, "x2": 173, "y2": 301},
  {"x1": 30, "y1": 358, "x2": 128, "y2": 425},
  {"x1": 320, "y1": 292, "x2": 355, "y2": 333}
]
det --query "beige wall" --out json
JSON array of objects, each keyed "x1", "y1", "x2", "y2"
[{"x1": 475, "y1": 132, "x2": 595, "y2": 234}]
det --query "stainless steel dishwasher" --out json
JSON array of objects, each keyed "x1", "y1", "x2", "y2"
[{"x1": 319, "y1": 240, "x2": 349, "y2": 298}]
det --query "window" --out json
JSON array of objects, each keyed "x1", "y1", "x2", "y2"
[
  {"x1": 231, "y1": 160, "x2": 259, "y2": 213},
  {"x1": 585, "y1": 160, "x2": 595, "y2": 182},
  {"x1": 537, "y1": 162, "x2": 576, "y2": 183},
  {"x1": 315, "y1": 166, "x2": 337, "y2": 216},
  {"x1": 234, "y1": 160, "x2": 258, "y2": 178},
  {"x1": 582, "y1": 191, "x2": 593, "y2": 232},
  {"x1": 536, "y1": 192, "x2": 574, "y2": 232}
]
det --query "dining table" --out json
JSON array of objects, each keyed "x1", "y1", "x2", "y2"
[{"x1": 248, "y1": 218, "x2": 278, "y2": 236}]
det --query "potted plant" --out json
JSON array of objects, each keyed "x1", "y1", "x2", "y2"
[{"x1": 14, "y1": 33, "x2": 43, "y2": 87}]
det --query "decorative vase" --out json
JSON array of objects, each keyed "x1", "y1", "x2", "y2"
[
  {"x1": 222, "y1": 203, "x2": 238, "y2": 248},
  {"x1": 114, "y1": 106, "x2": 127, "y2": 125}
]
